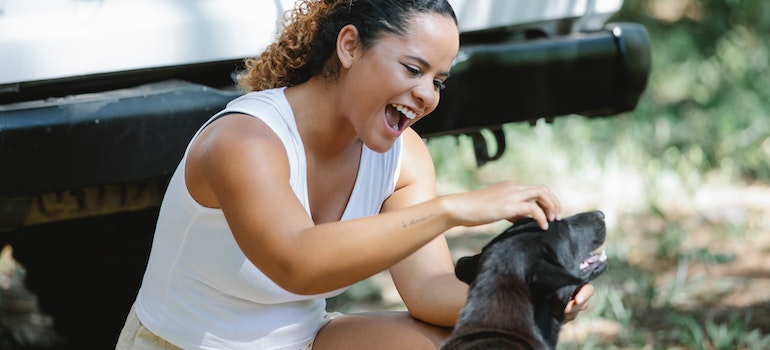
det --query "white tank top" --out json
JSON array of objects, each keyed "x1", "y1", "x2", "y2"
[{"x1": 134, "y1": 87, "x2": 403, "y2": 349}]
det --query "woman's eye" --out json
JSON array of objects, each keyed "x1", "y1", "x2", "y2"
[
  {"x1": 402, "y1": 63, "x2": 445, "y2": 91},
  {"x1": 403, "y1": 64, "x2": 420, "y2": 76}
]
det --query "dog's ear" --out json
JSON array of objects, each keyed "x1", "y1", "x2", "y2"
[
  {"x1": 529, "y1": 261, "x2": 584, "y2": 294},
  {"x1": 484, "y1": 220, "x2": 543, "y2": 248},
  {"x1": 455, "y1": 254, "x2": 481, "y2": 285}
]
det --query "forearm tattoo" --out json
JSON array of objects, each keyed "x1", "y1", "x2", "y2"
[{"x1": 401, "y1": 213, "x2": 436, "y2": 228}]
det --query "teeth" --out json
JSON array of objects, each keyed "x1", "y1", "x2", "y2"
[
  {"x1": 580, "y1": 250, "x2": 607, "y2": 271},
  {"x1": 392, "y1": 104, "x2": 417, "y2": 120}
]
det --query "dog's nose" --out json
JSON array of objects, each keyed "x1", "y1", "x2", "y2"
[{"x1": 588, "y1": 210, "x2": 605, "y2": 220}]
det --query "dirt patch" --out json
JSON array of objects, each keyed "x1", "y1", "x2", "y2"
[{"x1": 559, "y1": 182, "x2": 770, "y2": 345}]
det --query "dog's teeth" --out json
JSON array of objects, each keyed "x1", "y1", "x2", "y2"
[{"x1": 580, "y1": 250, "x2": 607, "y2": 271}]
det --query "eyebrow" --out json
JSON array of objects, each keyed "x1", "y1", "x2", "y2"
[{"x1": 406, "y1": 55, "x2": 451, "y2": 78}]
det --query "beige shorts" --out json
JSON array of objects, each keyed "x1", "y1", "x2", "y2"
[
  {"x1": 116, "y1": 304, "x2": 341, "y2": 350},
  {"x1": 115, "y1": 305, "x2": 180, "y2": 350}
]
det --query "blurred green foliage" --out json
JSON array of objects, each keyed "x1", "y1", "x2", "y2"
[
  {"x1": 616, "y1": 0, "x2": 770, "y2": 181},
  {"x1": 430, "y1": 0, "x2": 770, "y2": 198}
]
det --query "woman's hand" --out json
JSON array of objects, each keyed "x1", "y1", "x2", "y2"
[
  {"x1": 443, "y1": 182, "x2": 561, "y2": 230},
  {"x1": 563, "y1": 283, "x2": 594, "y2": 323}
]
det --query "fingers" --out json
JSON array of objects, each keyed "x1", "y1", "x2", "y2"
[
  {"x1": 446, "y1": 182, "x2": 561, "y2": 229},
  {"x1": 537, "y1": 186, "x2": 561, "y2": 222},
  {"x1": 563, "y1": 284, "x2": 595, "y2": 323},
  {"x1": 534, "y1": 184, "x2": 561, "y2": 223},
  {"x1": 527, "y1": 201, "x2": 552, "y2": 231},
  {"x1": 563, "y1": 299, "x2": 588, "y2": 323},
  {"x1": 500, "y1": 183, "x2": 561, "y2": 230},
  {"x1": 572, "y1": 283, "x2": 595, "y2": 305}
]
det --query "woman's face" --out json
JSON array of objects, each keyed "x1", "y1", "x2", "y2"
[{"x1": 341, "y1": 13, "x2": 459, "y2": 153}]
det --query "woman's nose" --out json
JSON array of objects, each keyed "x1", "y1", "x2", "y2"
[{"x1": 412, "y1": 78, "x2": 437, "y2": 111}]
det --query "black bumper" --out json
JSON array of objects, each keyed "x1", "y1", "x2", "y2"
[
  {"x1": 414, "y1": 23, "x2": 650, "y2": 136},
  {"x1": 0, "y1": 23, "x2": 650, "y2": 200}
]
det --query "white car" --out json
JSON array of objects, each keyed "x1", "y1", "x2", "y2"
[{"x1": 1, "y1": 0, "x2": 630, "y2": 88}]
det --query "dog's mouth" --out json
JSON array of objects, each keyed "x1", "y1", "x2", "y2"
[{"x1": 579, "y1": 249, "x2": 608, "y2": 280}]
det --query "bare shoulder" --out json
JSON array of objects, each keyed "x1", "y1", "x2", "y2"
[
  {"x1": 194, "y1": 113, "x2": 284, "y2": 152},
  {"x1": 186, "y1": 113, "x2": 289, "y2": 208}
]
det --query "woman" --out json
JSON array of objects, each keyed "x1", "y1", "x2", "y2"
[{"x1": 117, "y1": 0, "x2": 594, "y2": 349}]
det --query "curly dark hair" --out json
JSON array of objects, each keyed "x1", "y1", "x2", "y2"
[{"x1": 237, "y1": 0, "x2": 457, "y2": 92}]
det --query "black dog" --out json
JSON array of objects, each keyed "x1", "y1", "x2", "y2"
[{"x1": 441, "y1": 211, "x2": 608, "y2": 350}]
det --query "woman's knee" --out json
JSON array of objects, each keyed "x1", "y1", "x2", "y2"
[{"x1": 312, "y1": 311, "x2": 452, "y2": 350}]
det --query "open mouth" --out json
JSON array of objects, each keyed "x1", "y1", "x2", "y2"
[
  {"x1": 579, "y1": 249, "x2": 608, "y2": 280},
  {"x1": 386, "y1": 104, "x2": 416, "y2": 132}
]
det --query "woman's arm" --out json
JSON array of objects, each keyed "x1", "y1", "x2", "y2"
[
  {"x1": 187, "y1": 115, "x2": 458, "y2": 295},
  {"x1": 383, "y1": 129, "x2": 580, "y2": 327},
  {"x1": 187, "y1": 115, "x2": 561, "y2": 296},
  {"x1": 382, "y1": 129, "x2": 467, "y2": 327}
]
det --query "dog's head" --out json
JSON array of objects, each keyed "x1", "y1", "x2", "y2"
[{"x1": 455, "y1": 210, "x2": 608, "y2": 310}]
